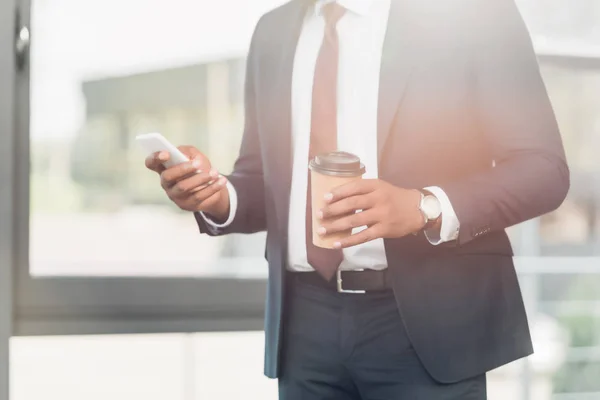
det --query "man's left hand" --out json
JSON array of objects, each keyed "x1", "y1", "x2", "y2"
[{"x1": 318, "y1": 179, "x2": 426, "y2": 249}]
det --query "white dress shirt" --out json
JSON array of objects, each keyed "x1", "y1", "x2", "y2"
[{"x1": 202, "y1": 0, "x2": 460, "y2": 272}]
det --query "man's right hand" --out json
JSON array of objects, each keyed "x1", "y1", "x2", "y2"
[{"x1": 145, "y1": 145, "x2": 230, "y2": 221}]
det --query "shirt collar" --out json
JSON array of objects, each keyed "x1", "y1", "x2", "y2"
[{"x1": 314, "y1": 0, "x2": 374, "y2": 17}]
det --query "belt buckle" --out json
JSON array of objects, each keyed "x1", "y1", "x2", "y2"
[{"x1": 336, "y1": 269, "x2": 366, "y2": 294}]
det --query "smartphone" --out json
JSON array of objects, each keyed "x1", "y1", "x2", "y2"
[{"x1": 135, "y1": 132, "x2": 189, "y2": 168}]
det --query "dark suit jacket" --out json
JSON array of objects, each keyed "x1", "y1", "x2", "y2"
[{"x1": 195, "y1": 0, "x2": 570, "y2": 383}]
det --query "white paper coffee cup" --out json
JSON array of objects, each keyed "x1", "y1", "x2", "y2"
[{"x1": 309, "y1": 152, "x2": 366, "y2": 249}]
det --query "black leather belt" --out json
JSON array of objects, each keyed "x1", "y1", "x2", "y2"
[{"x1": 289, "y1": 269, "x2": 393, "y2": 294}]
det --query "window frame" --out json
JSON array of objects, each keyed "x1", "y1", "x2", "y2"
[
  {"x1": 0, "y1": 0, "x2": 17, "y2": 398},
  {"x1": 3, "y1": 0, "x2": 600, "y2": 338},
  {"x1": 8, "y1": 0, "x2": 267, "y2": 338}
]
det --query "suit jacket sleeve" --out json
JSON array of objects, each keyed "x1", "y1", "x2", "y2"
[
  {"x1": 439, "y1": 0, "x2": 570, "y2": 245},
  {"x1": 194, "y1": 21, "x2": 267, "y2": 236}
]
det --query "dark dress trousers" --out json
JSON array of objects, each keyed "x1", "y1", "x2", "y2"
[{"x1": 195, "y1": 0, "x2": 570, "y2": 384}]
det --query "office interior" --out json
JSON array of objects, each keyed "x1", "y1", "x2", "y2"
[{"x1": 0, "y1": 0, "x2": 599, "y2": 399}]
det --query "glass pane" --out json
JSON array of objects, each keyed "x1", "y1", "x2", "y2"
[
  {"x1": 536, "y1": 65, "x2": 600, "y2": 255},
  {"x1": 29, "y1": 0, "x2": 286, "y2": 276},
  {"x1": 29, "y1": 1, "x2": 600, "y2": 271},
  {"x1": 510, "y1": 0, "x2": 600, "y2": 257},
  {"x1": 11, "y1": 321, "x2": 600, "y2": 400},
  {"x1": 512, "y1": 10, "x2": 600, "y2": 397},
  {"x1": 11, "y1": 332, "x2": 278, "y2": 400},
  {"x1": 522, "y1": 263, "x2": 600, "y2": 398},
  {"x1": 516, "y1": 0, "x2": 600, "y2": 47}
]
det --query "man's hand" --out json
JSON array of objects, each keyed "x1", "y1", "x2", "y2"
[
  {"x1": 145, "y1": 146, "x2": 230, "y2": 219},
  {"x1": 318, "y1": 179, "x2": 426, "y2": 249}
]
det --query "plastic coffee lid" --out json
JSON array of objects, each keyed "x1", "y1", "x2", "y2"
[{"x1": 309, "y1": 151, "x2": 366, "y2": 177}]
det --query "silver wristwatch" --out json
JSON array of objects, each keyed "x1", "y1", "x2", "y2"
[{"x1": 418, "y1": 189, "x2": 442, "y2": 230}]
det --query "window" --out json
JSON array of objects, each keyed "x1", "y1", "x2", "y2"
[
  {"x1": 28, "y1": 0, "x2": 286, "y2": 277},
  {"x1": 1, "y1": 1, "x2": 600, "y2": 400},
  {"x1": 5, "y1": 0, "x2": 291, "y2": 340},
  {"x1": 10, "y1": 332, "x2": 277, "y2": 400},
  {"x1": 511, "y1": 0, "x2": 600, "y2": 256},
  {"x1": 538, "y1": 64, "x2": 600, "y2": 254},
  {"x1": 517, "y1": 0, "x2": 600, "y2": 46}
]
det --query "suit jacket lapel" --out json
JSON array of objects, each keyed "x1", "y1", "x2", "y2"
[{"x1": 377, "y1": 0, "x2": 418, "y2": 160}]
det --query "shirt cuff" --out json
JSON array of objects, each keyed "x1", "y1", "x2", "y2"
[
  {"x1": 423, "y1": 186, "x2": 460, "y2": 245},
  {"x1": 198, "y1": 180, "x2": 238, "y2": 228}
]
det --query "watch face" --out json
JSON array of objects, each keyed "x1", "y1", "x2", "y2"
[{"x1": 422, "y1": 195, "x2": 442, "y2": 219}]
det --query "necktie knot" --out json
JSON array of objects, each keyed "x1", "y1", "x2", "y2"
[{"x1": 322, "y1": 2, "x2": 346, "y2": 28}]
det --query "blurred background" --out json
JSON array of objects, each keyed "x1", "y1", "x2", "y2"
[{"x1": 3, "y1": 0, "x2": 600, "y2": 399}]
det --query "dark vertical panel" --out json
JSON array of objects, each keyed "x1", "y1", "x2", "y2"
[{"x1": 0, "y1": 0, "x2": 18, "y2": 399}]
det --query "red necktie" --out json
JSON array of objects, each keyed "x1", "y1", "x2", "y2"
[{"x1": 305, "y1": 3, "x2": 346, "y2": 281}]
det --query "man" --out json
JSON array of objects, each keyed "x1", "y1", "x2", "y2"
[{"x1": 146, "y1": 0, "x2": 570, "y2": 398}]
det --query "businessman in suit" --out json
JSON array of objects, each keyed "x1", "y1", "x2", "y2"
[{"x1": 146, "y1": 0, "x2": 570, "y2": 398}]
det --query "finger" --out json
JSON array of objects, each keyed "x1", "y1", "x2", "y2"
[
  {"x1": 169, "y1": 170, "x2": 220, "y2": 197},
  {"x1": 178, "y1": 145, "x2": 203, "y2": 160},
  {"x1": 145, "y1": 151, "x2": 170, "y2": 173},
  {"x1": 178, "y1": 146, "x2": 213, "y2": 173},
  {"x1": 191, "y1": 176, "x2": 228, "y2": 205},
  {"x1": 333, "y1": 225, "x2": 383, "y2": 249},
  {"x1": 160, "y1": 159, "x2": 204, "y2": 187},
  {"x1": 326, "y1": 179, "x2": 377, "y2": 204},
  {"x1": 319, "y1": 194, "x2": 375, "y2": 220},
  {"x1": 318, "y1": 209, "x2": 379, "y2": 236}
]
